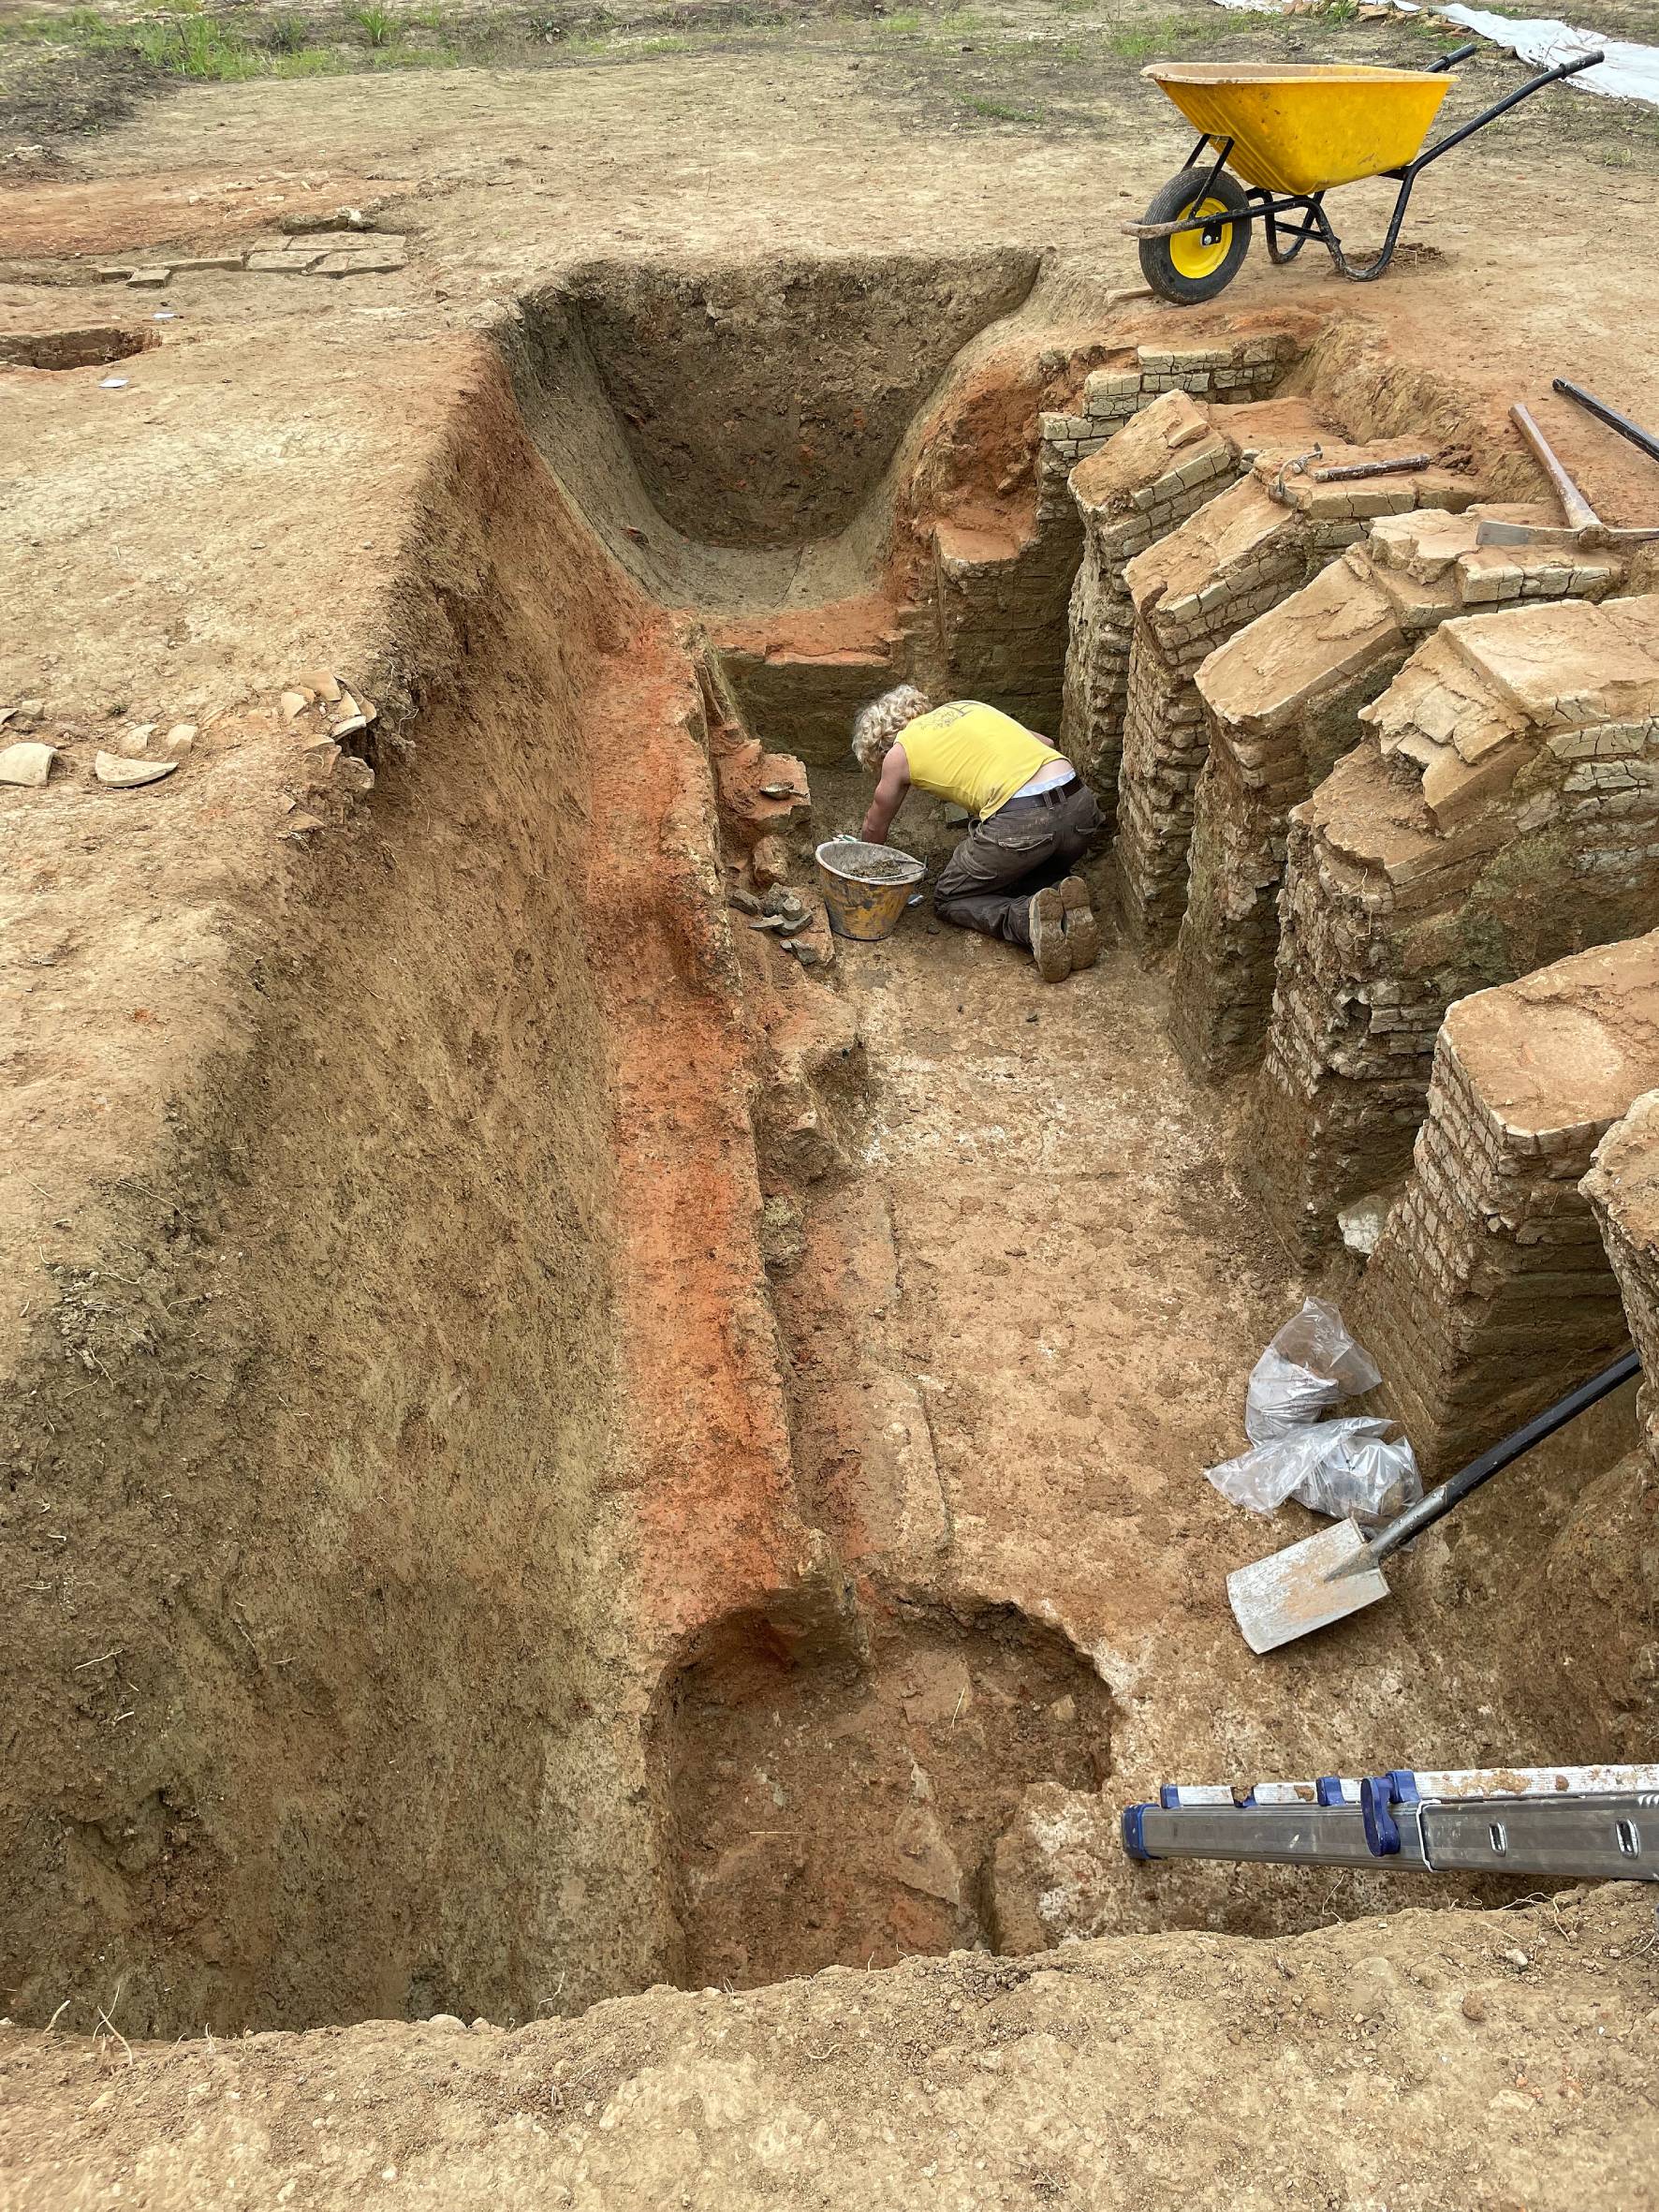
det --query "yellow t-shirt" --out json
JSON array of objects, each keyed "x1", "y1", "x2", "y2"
[{"x1": 898, "y1": 701, "x2": 1063, "y2": 820}]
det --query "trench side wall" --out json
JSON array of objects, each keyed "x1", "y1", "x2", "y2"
[{"x1": 0, "y1": 353, "x2": 677, "y2": 2037}]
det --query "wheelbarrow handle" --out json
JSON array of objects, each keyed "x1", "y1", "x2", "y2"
[
  {"x1": 1371, "y1": 1349, "x2": 1640, "y2": 1564},
  {"x1": 1411, "y1": 47, "x2": 1606, "y2": 176},
  {"x1": 1429, "y1": 42, "x2": 1481, "y2": 71}
]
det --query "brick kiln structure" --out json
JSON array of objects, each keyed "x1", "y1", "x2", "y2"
[
  {"x1": 1353, "y1": 934, "x2": 1659, "y2": 1479},
  {"x1": 938, "y1": 334, "x2": 1304, "y2": 744},
  {"x1": 1171, "y1": 509, "x2": 1625, "y2": 1080},
  {"x1": 1059, "y1": 388, "x2": 1328, "y2": 820},
  {"x1": 723, "y1": 335, "x2": 1312, "y2": 767},
  {"x1": 1112, "y1": 448, "x2": 1480, "y2": 951},
  {"x1": 1249, "y1": 594, "x2": 1659, "y2": 1256}
]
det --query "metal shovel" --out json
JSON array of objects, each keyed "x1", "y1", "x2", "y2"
[{"x1": 1226, "y1": 1349, "x2": 1640, "y2": 1654}]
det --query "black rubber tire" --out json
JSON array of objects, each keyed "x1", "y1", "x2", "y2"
[{"x1": 1137, "y1": 168, "x2": 1251, "y2": 306}]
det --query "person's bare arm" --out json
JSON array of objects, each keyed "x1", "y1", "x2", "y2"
[{"x1": 860, "y1": 745, "x2": 910, "y2": 844}]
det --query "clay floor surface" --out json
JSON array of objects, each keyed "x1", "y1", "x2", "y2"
[{"x1": 6, "y1": 1, "x2": 1659, "y2": 2203}]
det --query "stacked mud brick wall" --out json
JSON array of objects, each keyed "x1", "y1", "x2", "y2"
[
  {"x1": 1353, "y1": 935, "x2": 1659, "y2": 1478},
  {"x1": 1035, "y1": 336, "x2": 1302, "y2": 499},
  {"x1": 1585, "y1": 1087, "x2": 1659, "y2": 1483},
  {"x1": 714, "y1": 600, "x2": 919, "y2": 767},
  {"x1": 1249, "y1": 595, "x2": 1659, "y2": 1256},
  {"x1": 718, "y1": 340, "x2": 1302, "y2": 763},
  {"x1": 1112, "y1": 448, "x2": 1479, "y2": 950},
  {"x1": 1059, "y1": 389, "x2": 1327, "y2": 822},
  {"x1": 930, "y1": 515, "x2": 1081, "y2": 740},
  {"x1": 1171, "y1": 509, "x2": 1624, "y2": 1079},
  {"x1": 944, "y1": 336, "x2": 1304, "y2": 745}
]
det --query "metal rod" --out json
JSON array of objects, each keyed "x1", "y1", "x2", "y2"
[
  {"x1": 1409, "y1": 49, "x2": 1606, "y2": 176},
  {"x1": 1193, "y1": 134, "x2": 1235, "y2": 214},
  {"x1": 1309, "y1": 453, "x2": 1431, "y2": 483},
  {"x1": 1552, "y1": 377, "x2": 1659, "y2": 470},
  {"x1": 1125, "y1": 185, "x2": 1309, "y2": 242},
  {"x1": 1370, "y1": 1348, "x2": 1638, "y2": 1564}
]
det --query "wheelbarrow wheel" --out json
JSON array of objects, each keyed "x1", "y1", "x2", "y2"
[{"x1": 1138, "y1": 168, "x2": 1251, "y2": 305}]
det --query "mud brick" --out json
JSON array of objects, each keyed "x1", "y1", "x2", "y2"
[
  {"x1": 316, "y1": 251, "x2": 407, "y2": 275},
  {"x1": 247, "y1": 249, "x2": 325, "y2": 273}
]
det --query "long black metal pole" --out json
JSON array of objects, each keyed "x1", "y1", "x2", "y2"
[
  {"x1": 1372, "y1": 1349, "x2": 1640, "y2": 1563},
  {"x1": 1403, "y1": 48, "x2": 1606, "y2": 179},
  {"x1": 1553, "y1": 378, "x2": 1659, "y2": 470}
]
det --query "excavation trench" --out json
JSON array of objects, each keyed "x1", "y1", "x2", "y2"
[{"x1": 2, "y1": 253, "x2": 1649, "y2": 2041}]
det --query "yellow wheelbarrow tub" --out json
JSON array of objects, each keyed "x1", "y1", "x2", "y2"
[{"x1": 1144, "y1": 63, "x2": 1455, "y2": 196}]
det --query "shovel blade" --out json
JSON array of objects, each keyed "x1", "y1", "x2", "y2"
[
  {"x1": 1475, "y1": 519, "x2": 1587, "y2": 549},
  {"x1": 1226, "y1": 1517, "x2": 1391, "y2": 1654}
]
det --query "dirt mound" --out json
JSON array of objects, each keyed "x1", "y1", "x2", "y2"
[{"x1": 4, "y1": 1886, "x2": 1655, "y2": 2207}]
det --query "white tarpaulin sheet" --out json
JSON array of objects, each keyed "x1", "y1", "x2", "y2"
[{"x1": 1209, "y1": 0, "x2": 1659, "y2": 111}]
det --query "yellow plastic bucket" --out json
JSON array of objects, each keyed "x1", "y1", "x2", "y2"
[{"x1": 815, "y1": 838, "x2": 925, "y2": 941}]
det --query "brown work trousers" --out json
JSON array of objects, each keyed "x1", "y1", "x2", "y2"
[{"x1": 933, "y1": 782, "x2": 1108, "y2": 946}]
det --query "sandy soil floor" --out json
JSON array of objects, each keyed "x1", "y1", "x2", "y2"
[{"x1": 5, "y1": 3, "x2": 1659, "y2": 2198}]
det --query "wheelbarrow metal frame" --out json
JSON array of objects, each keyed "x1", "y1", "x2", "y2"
[{"x1": 1138, "y1": 47, "x2": 1605, "y2": 286}]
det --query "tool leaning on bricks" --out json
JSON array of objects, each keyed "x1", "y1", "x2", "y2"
[{"x1": 850, "y1": 686, "x2": 1107, "y2": 984}]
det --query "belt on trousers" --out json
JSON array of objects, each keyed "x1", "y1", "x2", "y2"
[{"x1": 981, "y1": 774, "x2": 1079, "y2": 821}]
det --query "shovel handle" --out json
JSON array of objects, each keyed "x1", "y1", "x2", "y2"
[
  {"x1": 1371, "y1": 1349, "x2": 1639, "y2": 1563},
  {"x1": 1510, "y1": 403, "x2": 1601, "y2": 535}
]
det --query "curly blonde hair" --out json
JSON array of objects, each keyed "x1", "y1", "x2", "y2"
[{"x1": 851, "y1": 684, "x2": 932, "y2": 774}]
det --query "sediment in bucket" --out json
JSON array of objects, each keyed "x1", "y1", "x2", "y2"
[{"x1": 815, "y1": 838, "x2": 926, "y2": 941}]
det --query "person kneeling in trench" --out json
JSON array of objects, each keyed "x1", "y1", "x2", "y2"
[{"x1": 852, "y1": 686, "x2": 1105, "y2": 981}]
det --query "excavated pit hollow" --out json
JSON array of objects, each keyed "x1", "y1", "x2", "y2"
[{"x1": 3, "y1": 253, "x2": 1648, "y2": 2044}]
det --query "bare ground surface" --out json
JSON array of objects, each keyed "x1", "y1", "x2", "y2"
[
  {"x1": 5, "y1": 4, "x2": 1659, "y2": 2203},
  {"x1": 4, "y1": 1885, "x2": 1658, "y2": 2210}
]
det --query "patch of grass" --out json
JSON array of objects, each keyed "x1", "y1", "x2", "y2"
[
  {"x1": 1102, "y1": 9, "x2": 1234, "y2": 59},
  {"x1": 260, "y1": 12, "x2": 313, "y2": 53},
  {"x1": 130, "y1": 14, "x2": 259, "y2": 80},
  {"x1": 959, "y1": 90, "x2": 1041, "y2": 122},
  {"x1": 626, "y1": 33, "x2": 689, "y2": 52},
  {"x1": 348, "y1": 4, "x2": 401, "y2": 46},
  {"x1": 267, "y1": 42, "x2": 347, "y2": 74}
]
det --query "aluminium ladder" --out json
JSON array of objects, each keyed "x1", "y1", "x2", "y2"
[{"x1": 1122, "y1": 1764, "x2": 1659, "y2": 1882}]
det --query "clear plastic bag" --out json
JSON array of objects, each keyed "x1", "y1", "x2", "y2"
[
  {"x1": 1243, "y1": 1297, "x2": 1382, "y2": 1445},
  {"x1": 1207, "y1": 1416, "x2": 1421, "y2": 1527}
]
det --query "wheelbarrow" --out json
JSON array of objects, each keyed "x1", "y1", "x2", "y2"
[{"x1": 1124, "y1": 47, "x2": 1605, "y2": 305}]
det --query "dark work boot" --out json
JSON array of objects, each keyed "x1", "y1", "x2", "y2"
[{"x1": 1029, "y1": 887, "x2": 1071, "y2": 982}]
